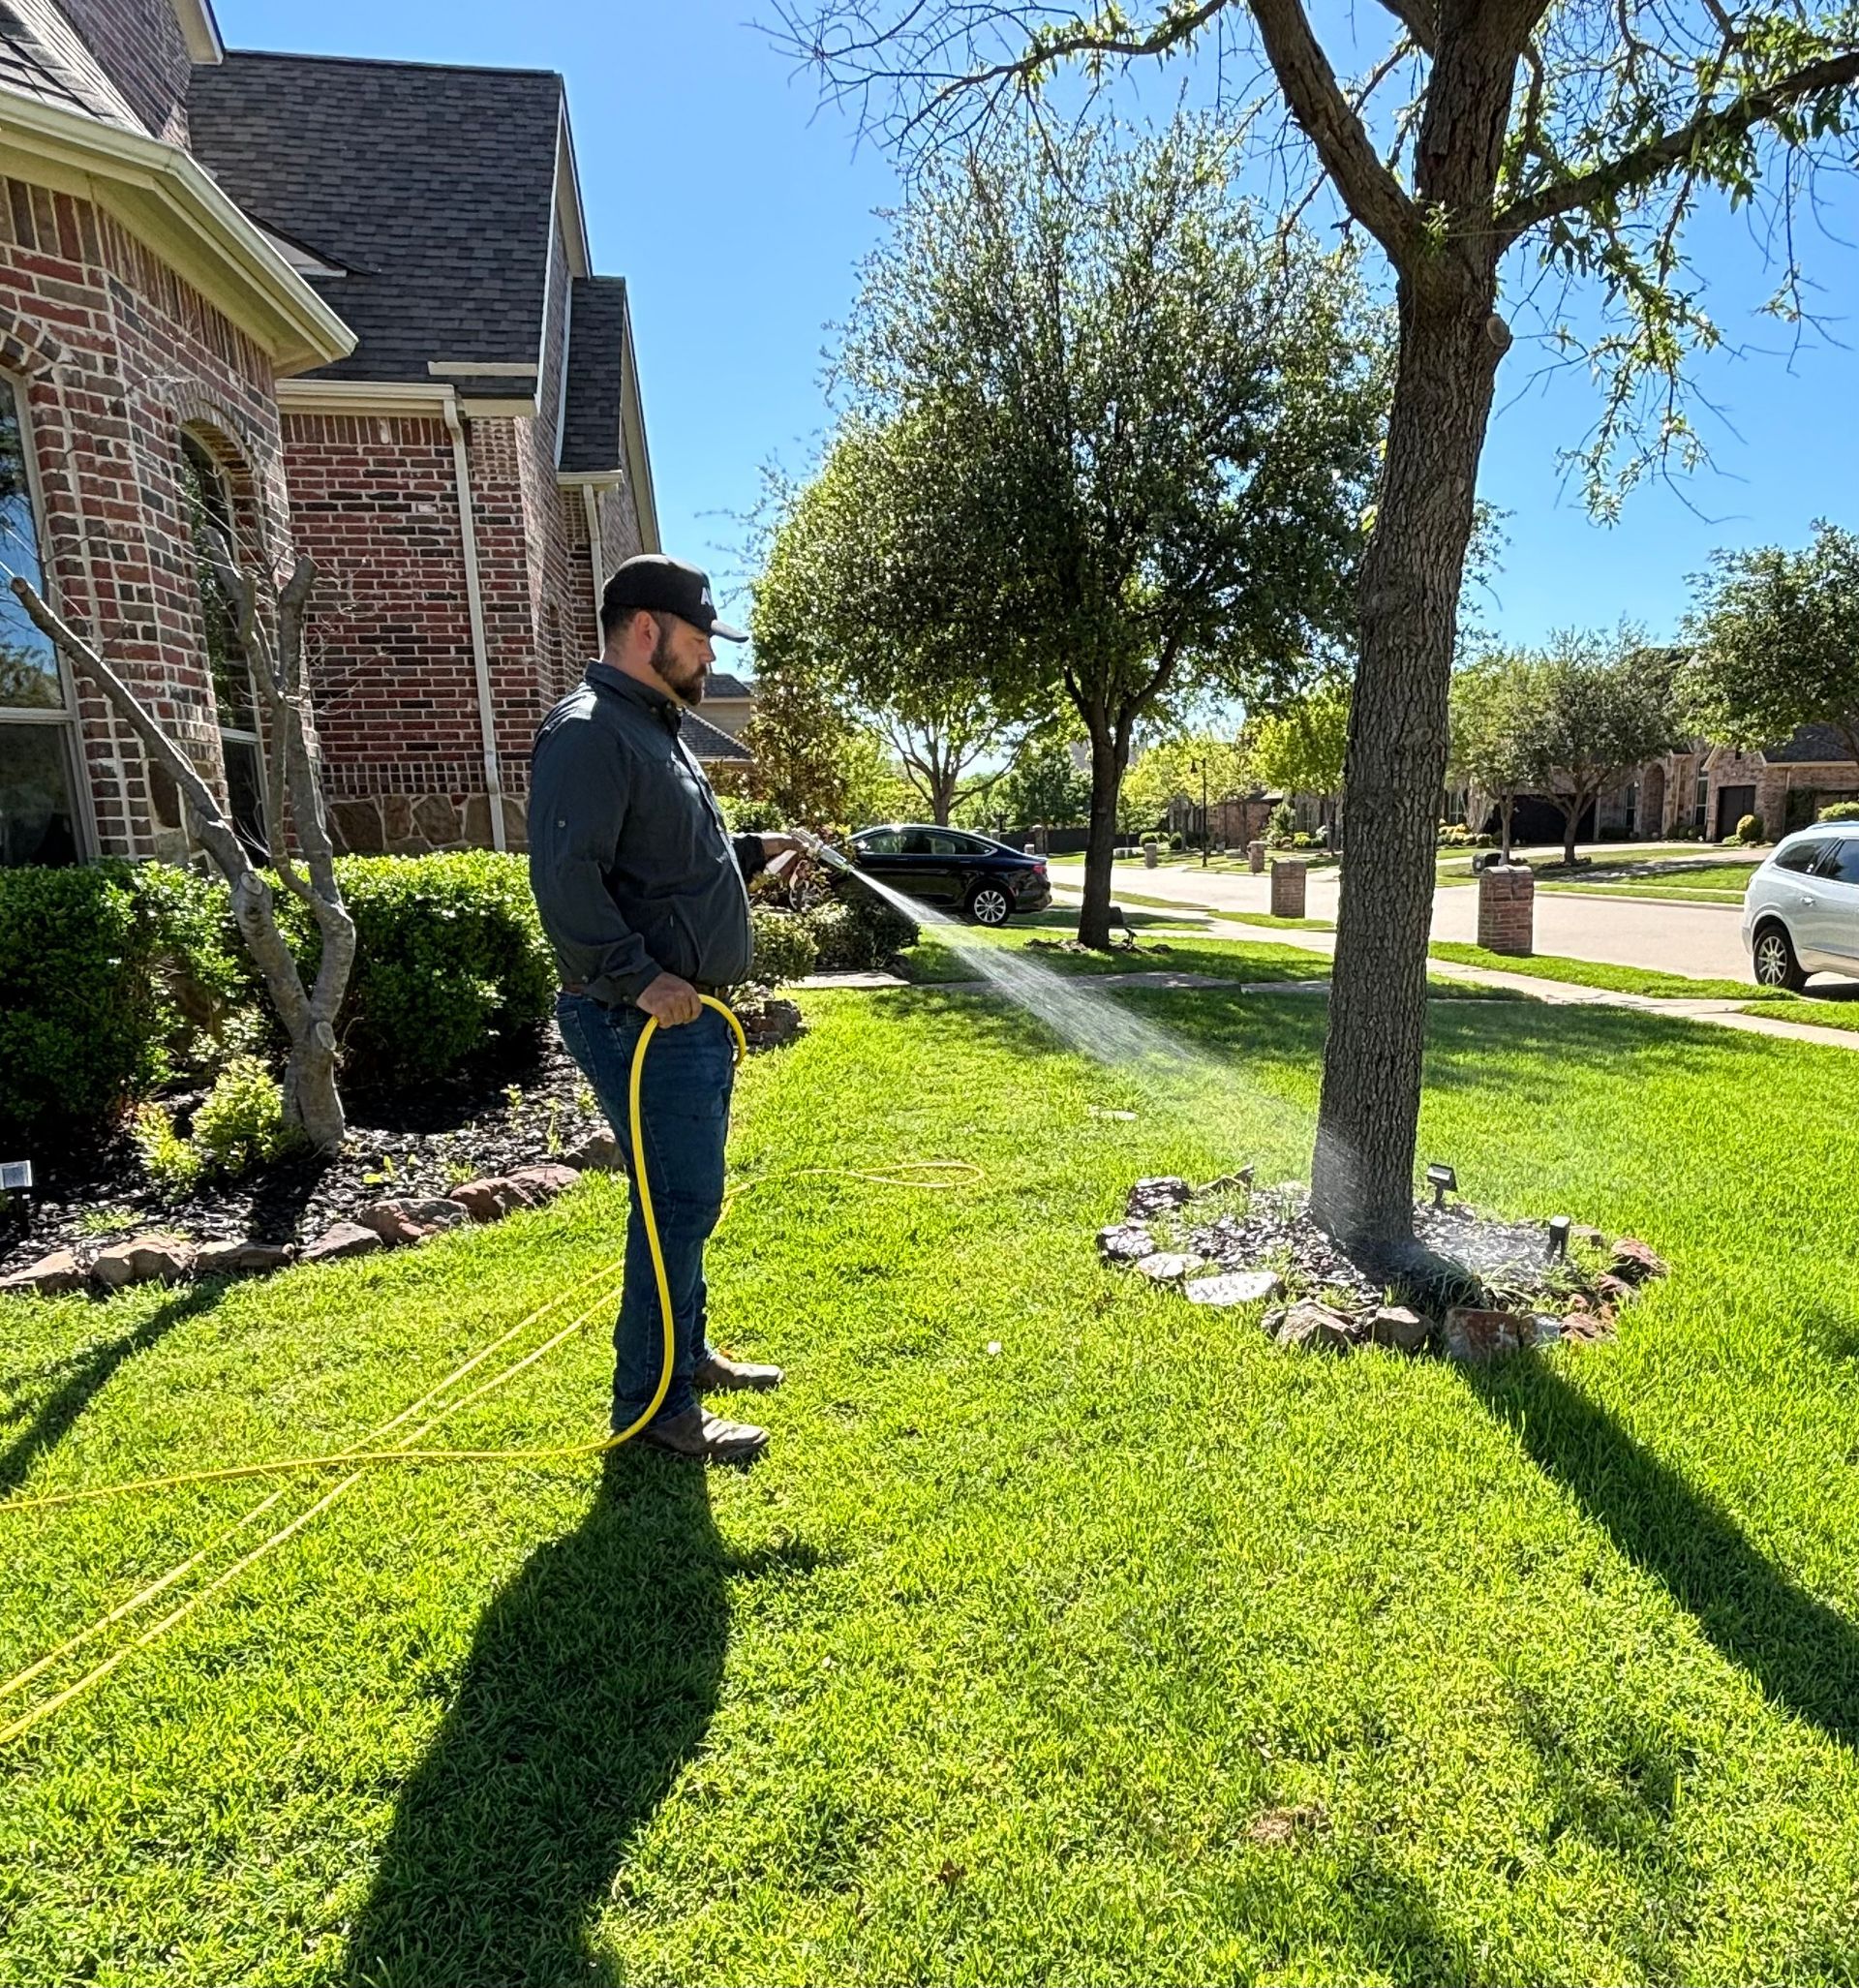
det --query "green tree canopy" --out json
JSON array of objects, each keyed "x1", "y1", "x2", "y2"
[
  {"x1": 996, "y1": 735, "x2": 1092, "y2": 828},
  {"x1": 1248, "y1": 683, "x2": 1351, "y2": 798},
  {"x1": 1684, "y1": 521, "x2": 1859, "y2": 772},
  {"x1": 1525, "y1": 630, "x2": 1683, "y2": 865},
  {"x1": 821, "y1": 117, "x2": 1386, "y2": 945},
  {"x1": 1449, "y1": 652, "x2": 1541, "y2": 857}
]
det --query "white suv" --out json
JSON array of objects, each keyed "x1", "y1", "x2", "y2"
[{"x1": 1743, "y1": 822, "x2": 1859, "y2": 990}]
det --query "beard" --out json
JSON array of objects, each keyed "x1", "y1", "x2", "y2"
[{"x1": 650, "y1": 619, "x2": 707, "y2": 702}]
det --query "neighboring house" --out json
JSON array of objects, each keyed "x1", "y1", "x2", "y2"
[
  {"x1": 0, "y1": 0, "x2": 667, "y2": 870},
  {"x1": 697, "y1": 669, "x2": 755, "y2": 742}
]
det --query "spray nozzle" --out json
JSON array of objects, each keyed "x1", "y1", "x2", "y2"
[{"x1": 792, "y1": 827, "x2": 856, "y2": 875}]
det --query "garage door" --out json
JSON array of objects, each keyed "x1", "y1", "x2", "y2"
[{"x1": 1715, "y1": 784, "x2": 1756, "y2": 840}]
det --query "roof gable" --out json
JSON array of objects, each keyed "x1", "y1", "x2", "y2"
[{"x1": 187, "y1": 50, "x2": 564, "y2": 385}]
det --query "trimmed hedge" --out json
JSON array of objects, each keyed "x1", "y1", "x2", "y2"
[
  {"x1": 0, "y1": 861, "x2": 241, "y2": 1149},
  {"x1": 293, "y1": 853, "x2": 556, "y2": 1083},
  {"x1": 1818, "y1": 801, "x2": 1859, "y2": 824}
]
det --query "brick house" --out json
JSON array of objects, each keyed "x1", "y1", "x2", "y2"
[{"x1": 0, "y1": 0, "x2": 686, "y2": 870}]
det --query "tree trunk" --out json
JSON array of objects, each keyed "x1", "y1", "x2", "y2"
[
  {"x1": 1310, "y1": 278, "x2": 1506, "y2": 1247},
  {"x1": 284, "y1": 1023, "x2": 345, "y2": 1148},
  {"x1": 1563, "y1": 807, "x2": 1579, "y2": 867},
  {"x1": 1077, "y1": 722, "x2": 1127, "y2": 949},
  {"x1": 1499, "y1": 793, "x2": 1514, "y2": 862}
]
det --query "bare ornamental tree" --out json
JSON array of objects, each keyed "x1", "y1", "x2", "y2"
[
  {"x1": 775, "y1": 0, "x2": 1859, "y2": 1245},
  {"x1": 12, "y1": 539, "x2": 356, "y2": 1150}
]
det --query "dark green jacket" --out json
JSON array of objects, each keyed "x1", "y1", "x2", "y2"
[{"x1": 529, "y1": 663, "x2": 766, "y2": 1005}]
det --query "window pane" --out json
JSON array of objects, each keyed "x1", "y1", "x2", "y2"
[
  {"x1": 0, "y1": 721, "x2": 79, "y2": 865},
  {"x1": 1776, "y1": 839, "x2": 1829, "y2": 874},
  {"x1": 1826, "y1": 838, "x2": 1859, "y2": 885},
  {"x1": 222, "y1": 734, "x2": 268, "y2": 860},
  {"x1": 0, "y1": 378, "x2": 63, "y2": 712},
  {"x1": 856, "y1": 829, "x2": 901, "y2": 855},
  {"x1": 179, "y1": 435, "x2": 256, "y2": 730}
]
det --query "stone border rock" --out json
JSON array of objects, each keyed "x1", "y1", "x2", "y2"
[
  {"x1": 1097, "y1": 1173, "x2": 1667, "y2": 1361},
  {"x1": 0, "y1": 1144, "x2": 626, "y2": 1300}
]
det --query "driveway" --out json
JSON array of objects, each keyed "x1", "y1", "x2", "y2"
[{"x1": 1052, "y1": 857, "x2": 1753, "y2": 981}]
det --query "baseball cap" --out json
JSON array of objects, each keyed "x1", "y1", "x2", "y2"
[{"x1": 601, "y1": 554, "x2": 748, "y2": 642}]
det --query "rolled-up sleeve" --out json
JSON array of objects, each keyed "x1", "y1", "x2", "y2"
[{"x1": 529, "y1": 722, "x2": 660, "y2": 1005}]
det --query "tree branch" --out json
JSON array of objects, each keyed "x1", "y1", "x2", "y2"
[
  {"x1": 1495, "y1": 48, "x2": 1859, "y2": 245},
  {"x1": 1248, "y1": 0, "x2": 1422, "y2": 267}
]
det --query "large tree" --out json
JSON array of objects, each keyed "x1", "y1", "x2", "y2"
[
  {"x1": 1684, "y1": 520, "x2": 1859, "y2": 775},
  {"x1": 775, "y1": 2, "x2": 1859, "y2": 1245},
  {"x1": 997, "y1": 733, "x2": 1093, "y2": 828},
  {"x1": 1525, "y1": 630, "x2": 1683, "y2": 864},
  {"x1": 1248, "y1": 682, "x2": 1351, "y2": 800},
  {"x1": 813, "y1": 120, "x2": 1385, "y2": 947}
]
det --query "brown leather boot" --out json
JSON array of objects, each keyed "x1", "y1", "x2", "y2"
[
  {"x1": 633, "y1": 1405, "x2": 769, "y2": 1463},
  {"x1": 693, "y1": 1351, "x2": 785, "y2": 1392}
]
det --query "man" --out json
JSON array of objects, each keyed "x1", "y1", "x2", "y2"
[{"x1": 530, "y1": 554, "x2": 803, "y2": 1463}]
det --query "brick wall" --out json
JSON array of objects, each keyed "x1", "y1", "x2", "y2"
[
  {"x1": 0, "y1": 169, "x2": 290, "y2": 861},
  {"x1": 279, "y1": 409, "x2": 502, "y2": 852},
  {"x1": 55, "y1": 0, "x2": 194, "y2": 142}
]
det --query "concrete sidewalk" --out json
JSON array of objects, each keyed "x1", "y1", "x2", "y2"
[{"x1": 1045, "y1": 881, "x2": 1859, "y2": 1054}]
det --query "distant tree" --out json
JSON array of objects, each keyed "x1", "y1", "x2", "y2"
[
  {"x1": 1526, "y1": 631, "x2": 1682, "y2": 866},
  {"x1": 1684, "y1": 521, "x2": 1859, "y2": 776},
  {"x1": 753, "y1": 420, "x2": 1034, "y2": 823},
  {"x1": 1449, "y1": 652, "x2": 1539, "y2": 859},
  {"x1": 1121, "y1": 732, "x2": 1253, "y2": 832},
  {"x1": 1248, "y1": 683, "x2": 1350, "y2": 799},
  {"x1": 997, "y1": 735, "x2": 1092, "y2": 828},
  {"x1": 823, "y1": 118, "x2": 1385, "y2": 949}
]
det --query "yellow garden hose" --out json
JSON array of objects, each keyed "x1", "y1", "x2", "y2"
[{"x1": 0, "y1": 997, "x2": 979, "y2": 1744}]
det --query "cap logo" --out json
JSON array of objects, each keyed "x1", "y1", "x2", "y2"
[{"x1": 700, "y1": 583, "x2": 715, "y2": 612}]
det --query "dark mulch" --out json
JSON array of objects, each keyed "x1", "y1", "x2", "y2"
[{"x1": 0, "y1": 1031, "x2": 605, "y2": 1278}]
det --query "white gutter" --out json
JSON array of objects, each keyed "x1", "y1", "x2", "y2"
[
  {"x1": 442, "y1": 390, "x2": 505, "y2": 852},
  {"x1": 581, "y1": 484, "x2": 605, "y2": 644}
]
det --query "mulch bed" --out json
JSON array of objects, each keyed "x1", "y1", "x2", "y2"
[{"x1": 0, "y1": 1031, "x2": 607, "y2": 1280}]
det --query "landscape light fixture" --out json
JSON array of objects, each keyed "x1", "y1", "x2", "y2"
[
  {"x1": 0, "y1": 1160, "x2": 30, "y2": 1195},
  {"x1": 1546, "y1": 1215, "x2": 1571, "y2": 1262},
  {"x1": 1425, "y1": 1162, "x2": 1457, "y2": 1209}
]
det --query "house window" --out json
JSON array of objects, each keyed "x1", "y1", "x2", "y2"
[
  {"x1": 1693, "y1": 771, "x2": 1708, "y2": 830},
  {"x1": 1624, "y1": 780, "x2": 1638, "y2": 835},
  {"x1": 178, "y1": 432, "x2": 266, "y2": 857},
  {"x1": 0, "y1": 375, "x2": 81, "y2": 866}
]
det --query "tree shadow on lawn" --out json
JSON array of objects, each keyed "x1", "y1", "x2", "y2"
[
  {"x1": 1462, "y1": 1353, "x2": 1859, "y2": 1751},
  {"x1": 344, "y1": 1450, "x2": 818, "y2": 1988},
  {"x1": 0, "y1": 1282, "x2": 223, "y2": 1497}
]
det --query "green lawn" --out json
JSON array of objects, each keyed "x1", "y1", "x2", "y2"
[
  {"x1": 1536, "y1": 862, "x2": 1759, "y2": 905},
  {"x1": 1743, "y1": 993, "x2": 1859, "y2": 1033},
  {"x1": 1427, "y1": 940, "x2": 1785, "y2": 1004},
  {"x1": 5, "y1": 983, "x2": 1859, "y2": 1982}
]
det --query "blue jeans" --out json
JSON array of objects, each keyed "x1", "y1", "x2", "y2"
[{"x1": 554, "y1": 994, "x2": 736, "y2": 1431}]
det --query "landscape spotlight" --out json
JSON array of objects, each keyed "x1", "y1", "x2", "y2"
[
  {"x1": 1425, "y1": 1163, "x2": 1457, "y2": 1209},
  {"x1": 1546, "y1": 1215, "x2": 1571, "y2": 1262},
  {"x1": 0, "y1": 1160, "x2": 30, "y2": 1194}
]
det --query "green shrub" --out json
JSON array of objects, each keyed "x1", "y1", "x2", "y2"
[
  {"x1": 0, "y1": 861, "x2": 250, "y2": 1149},
  {"x1": 720, "y1": 796, "x2": 785, "y2": 834},
  {"x1": 1735, "y1": 813, "x2": 1764, "y2": 845},
  {"x1": 132, "y1": 1101, "x2": 203, "y2": 1199},
  {"x1": 1266, "y1": 801, "x2": 1296, "y2": 849},
  {"x1": 190, "y1": 1055, "x2": 295, "y2": 1175},
  {"x1": 1168, "y1": 832, "x2": 1185, "y2": 852},
  {"x1": 749, "y1": 906, "x2": 821, "y2": 987},
  {"x1": 282, "y1": 853, "x2": 555, "y2": 1083},
  {"x1": 1817, "y1": 801, "x2": 1859, "y2": 823}
]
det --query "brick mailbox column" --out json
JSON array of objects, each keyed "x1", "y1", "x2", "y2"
[
  {"x1": 1270, "y1": 859, "x2": 1307, "y2": 918},
  {"x1": 1248, "y1": 840, "x2": 1265, "y2": 874},
  {"x1": 1478, "y1": 862, "x2": 1535, "y2": 955}
]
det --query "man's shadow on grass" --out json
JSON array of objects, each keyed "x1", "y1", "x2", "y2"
[
  {"x1": 0, "y1": 1282, "x2": 222, "y2": 1496},
  {"x1": 344, "y1": 1451, "x2": 810, "y2": 1988},
  {"x1": 1462, "y1": 1353, "x2": 1859, "y2": 1750}
]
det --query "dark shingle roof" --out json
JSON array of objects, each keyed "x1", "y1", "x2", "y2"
[
  {"x1": 0, "y1": 1, "x2": 141, "y2": 130},
  {"x1": 561, "y1": 276, "x2": 627, "y2": 474},
  {"x1": 706, "y1": 673, "x2": 752, "y2": 701},
  {"x1": 682, "y1": 709, "x2": 751, "y2": 763},
  {"x1": 188, "y1": 50, "x2": 563, "y2": 383},
  {"x1": 1766, "y1": 722, "x2": 1858, "y2": 764}
]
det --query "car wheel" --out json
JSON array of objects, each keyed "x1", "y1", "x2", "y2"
[
  {"x1": 1752, "y1": 921, "x2": 1807, "y2": 992},
  {"x1": 967, "y1": 883, "x2": 1013, "y2": 927}
]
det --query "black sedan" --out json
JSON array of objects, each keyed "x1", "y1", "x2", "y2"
[{"x1": 847, "y1": 825, "x2": 1053, "y2": 926}]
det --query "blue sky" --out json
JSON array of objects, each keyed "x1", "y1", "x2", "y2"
[{"x1": 223, "y1": 0, "x2": 1859, "y2": 657}]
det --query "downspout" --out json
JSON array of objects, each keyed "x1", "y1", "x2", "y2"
[
  {"x1": 581, "y1": 483, "x2": 605, "y2": 646},
  {"x1": 442, "y1": 389, "x2": 506, "y2": 852}
]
